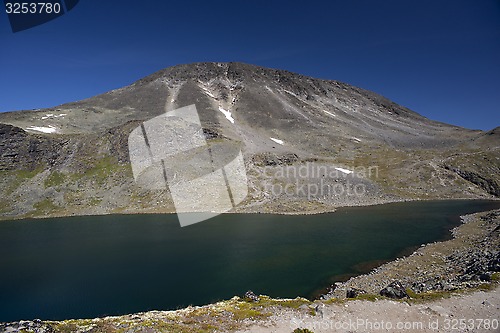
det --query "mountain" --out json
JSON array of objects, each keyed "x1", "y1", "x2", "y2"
[{"x1": 0, "y1": 62, "x2": 498, "y2": 220}]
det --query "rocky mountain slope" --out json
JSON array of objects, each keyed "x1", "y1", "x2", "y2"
[{"x1": 0, "y1": 62, "x2": 498, "y2": 220}]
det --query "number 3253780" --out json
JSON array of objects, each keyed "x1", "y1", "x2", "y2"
[{"x1": 5, "y1": 2, "x2": 61, "y2": 14}]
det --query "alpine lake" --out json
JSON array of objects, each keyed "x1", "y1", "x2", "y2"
[{"x1": 1, "y1": 200, "x2": 499, "y2": 322}]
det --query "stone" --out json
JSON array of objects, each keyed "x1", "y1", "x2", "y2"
[
  {"x1": 244, "y1": 290, "x2": 259, "y2": 302},
  {"x1": 346, "y1": 288, "x2": 366, "y2": 298},
  {"x1": 482, "y1": 300, "x2": 493, "y2": 307},
  {"x1": 380, "y1": 281, "x2": 408, "y2": 299},
  {"x1": 487, "y1": 257, "x2": 500, "y2": 272},
  {"x1": 478, "y1": 273, "x2": 491, "y2": 281}
]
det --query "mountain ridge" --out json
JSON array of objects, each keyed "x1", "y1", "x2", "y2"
[{"x1": 0, "y1": 62, "x2": 498, "y2": 220}]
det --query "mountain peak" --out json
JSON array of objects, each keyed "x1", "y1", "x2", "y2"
[
  {"x1": 0, "y1": 62, "x2": 498, "y2": 221},
  {"x1": 0, "y1": 62, "x2": 480, "y2": 148}
]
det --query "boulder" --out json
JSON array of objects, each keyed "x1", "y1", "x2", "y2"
[
  {"x1": 487, "y1": 255, "x2": 500, "y2": 272},
  {"x1": 380, "y1": 281, "x2": 408, "y2": 299},
  {"x1": 478, "y1": 273, "x2": 491, "y2": 282},
  {"x1": 346, "y1": 288, "x2": 366, "y2": 298},
  {"x1": 244, "y1": 290, "x2": 259, "y2": 302}
]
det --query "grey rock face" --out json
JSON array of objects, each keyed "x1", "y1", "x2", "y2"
[
  {"x1": 244, "y1": 290, "x2": 259, "y2": 302},
  {"x1": 346, "y1": 288, "x2": 366, "y2": 298},
  {"x1": 380, "y1": 281, "x2": 408, "y2": 299},
  {"x1": 0, "y1": 62, "x2": 498, "y2": 219}
]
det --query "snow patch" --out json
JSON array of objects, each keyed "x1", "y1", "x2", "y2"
[
  {"x1": 283, "y1": 90, "x2": 298, "y2": 97},
  {"x1": 41, "y1": 113, "x2": 66, "y2": 120},
  {"x1": 352, "y1": 137, "x2": 362, "y2": 142},
  {"x1": 26, "y1": 125, "x2": 57, "y2": 133},
  {"x1": 270, "y1": 137, "x2": 284, "y2": 145},
  {"x1": 201, "y1": 86, "x2": 215, "y2": 98},
  {"x1": 218, "y1": 106, "x2": 234, "y2": 124},
  {"x1": 323, "y1": 110, "x2": 336, "y2": 117},
  {"x1": 335, "y1": 167, "x2": 353, "y2": 175}
]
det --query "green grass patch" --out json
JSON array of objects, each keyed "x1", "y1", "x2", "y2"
[
  {"x1": 44, "y1": 171, "x2": 67, "y2": 188},
  {"x1": 0, "y1": 200, "x2": 11, "y2": 214},
  {"x1": 2, "y1": 166, "x2": 45, "y2": 195},
  {"x1": 256, "y1": 296, "x2": 311, "y2": 309},
  {"x1": 218, "y1": 296, "x2": 310, "y2": 322},
  {"x1": 226, "y1": 301, "x2": 270, "y2": 321},
  {"x1": 131, "y1": 319, "x2": 215, "y2": 333},
  {"x1": 322, "y1": 297, "x2": 345, "y2": 305},
  {"x1": 32, "y1": 199, "x2": 59, "y2": 215},
  {"x1": 406, "y1": 289, "x2": 454, "y2": 303},
  {"x1": 70, "y1": 156, "x2": 131, "y2": 185},
  {"x1": 477, "y1": 283, "x2": 495, "y2": 291},
  {"x1": 16, "y1": 166, "x2": 45, "y2": 179},
  {"x1": 88, "y1": 197, "x2": 102, "y2": 206},
  {"x1": 231, "y1": 306, "x2": 267, "y2": 321}
]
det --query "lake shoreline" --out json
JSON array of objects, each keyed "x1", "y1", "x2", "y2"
[
  {"x1": 2, "y1": 207, "x2": 499, "y2": 332},
  {"x1": 328, "y1": 207, "x2": 500, "y2": 299},
  {"x1": 1, "y1": 196, "x2": 498, "y2": 223}
]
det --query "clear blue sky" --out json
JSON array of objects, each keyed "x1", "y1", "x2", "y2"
[{"x1": 1, "y1": 0, "x2": 499, "y2": 130}]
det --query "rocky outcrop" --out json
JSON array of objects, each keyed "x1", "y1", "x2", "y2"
[
  {"x1": 380, "y1": 281, "x2": 408, "y2": 299},
  {"x1": 244, "y1": 290, "x2": 260, "y2": 302},
  {"x1": 0, "y1": 319, "x2": 54, "y2": 333},
  {"x1": 346, "y1": 288, "x2": 366, "y2": 298},
  {"x1": 330, "y1": 209, "x2": 500, "y2": 299},
  {"x1": 443, "y1": 165, "x2": 500, "y2": 197},
  {"x1": 0, "y1": 62, "x2": 499, "y2": 220},
  {"x1": 0, "y1": 124, "x2": 63, "y2": 171}
]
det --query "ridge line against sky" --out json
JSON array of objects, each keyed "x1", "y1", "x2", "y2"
[{"x1": 1, "y1": 0, "x2": 499, "y2": 130}]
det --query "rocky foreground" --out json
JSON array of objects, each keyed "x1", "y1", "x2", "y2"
[
  {"x1": 1, "y1": 209, "x2": 500, "y2": 333},
  {"x1": 330, "y1": 209, "x2": 500, "y2": 299}
]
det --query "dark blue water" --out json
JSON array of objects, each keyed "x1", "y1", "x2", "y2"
[{"x1": 0, "y1": 200, "x2": 499, "y2": 322}]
